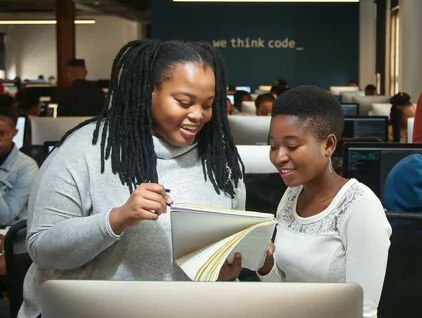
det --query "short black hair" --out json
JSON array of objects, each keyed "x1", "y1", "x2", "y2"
[
  {"x1": 255, "y1": 93, "x2": 275, "y2": 111},
  {"x1": 15, "y1": 89, "x2": 39, "y2": 112},
  {"x1": 390, "y1": 92, "x2": 412, "y2": 107},
  {"x1": 364, "y1": 84, "x2": 377, "y2": 95},
  {"x1": 272, "y1": 85, "x2": 344, "y2": 140},
  {"x1": 0, "y1": 99, "x2": 18, "y2": 127}
]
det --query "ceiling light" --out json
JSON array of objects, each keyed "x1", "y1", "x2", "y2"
[
  {"x1": 173, "y1": 1, "x2": 359, "y2": 2},
  {"x1": 0, "y1": 19, "x2": 96, "y2": 25}
]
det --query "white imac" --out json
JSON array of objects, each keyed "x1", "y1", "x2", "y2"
[
  {"x1": 240, "y1": 101, "x2": 256, "y2": 115},
  {"x1": 340, "y1": 90, "x2": 364, "y2": 103},
  {"x1": 236, "y1": 145, "x2": 276, "y2": 173},
  {"x1": 235, "y1": 85, "x2": 251, "y2": 93},
  {"x1": 40, "y1": 280, "x2": 363, "y2": 318},
  {"x1": 30, "y1": 116, "x2": 92, "y2": 145},
  {"x1": 352, "y1": 95, "x2": 391, "y2": 116},
  {"x1": 369, "y1": 103, "x2": 392, "y2": 118},
  {"x1": 329, "y1": 86, "x2": 359, "y2": 96},
  {"x1": 408, "y1": 117, "x2": 415, "y2": 143},
  {"x1": 228, "y1": 116, "x2": 271, "y2": 145},
  {"x1": 13, "y1": 116, "x2": 26, "y2": 149}
]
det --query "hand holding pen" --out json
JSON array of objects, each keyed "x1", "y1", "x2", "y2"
[{"x1": 109, "y1": 183, "x2": 173, "y2": 235}]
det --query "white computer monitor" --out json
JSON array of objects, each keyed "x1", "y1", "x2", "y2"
[
  {"x1": 13, "y1": 116, "x2": 26, "y2": 149},
  {"x1": 228, "y1": 116, "x2": 271, "y2": 145},
  {"x1": 408, "y1": 117, "x2": 415, "y2": 143},
  {"x1": 329, "y1": 86, "x2": 359, "y2": 96},
  {"x1": 240, "y1": 101, "x2": 256, "y2": 115},
  {"x1": 236, "y1": 145, "x2": 276, "y2": 173},
  {"x1": 40, "y1": 280, "x2": 363, "y2": 318},
  {"x1": 30, "y1": 116, "x2": 92, "y2": 145},
  {"x1": 340, "y1": 90, "x2": 365, "y2": 103},
  {"x1": 352, "y1": 95, "x2": 391, "y2": 116},
  {"x1": 369, "y1": 103, "x2": 391, "y2": 118},
  {"x1": 235, "y1": 85, "x2": 251, "y2": 93}
]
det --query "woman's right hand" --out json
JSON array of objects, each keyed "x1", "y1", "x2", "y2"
[{"x1": 109, "y1": 183, "x2": 172, "y2": 235}]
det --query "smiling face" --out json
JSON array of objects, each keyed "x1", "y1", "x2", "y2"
[
  {"x1": 268, "y1": 115, "x2": 332, "y2": 188},
  {"x1": 151, "y1": 62, "x2": 215, "y2": 147}
]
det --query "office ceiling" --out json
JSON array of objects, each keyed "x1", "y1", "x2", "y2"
[{"x1": 0, "y1": 0, "x2": 150, "y2": 21}]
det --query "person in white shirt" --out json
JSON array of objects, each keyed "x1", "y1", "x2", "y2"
[{"x1": 257, "y1": 85, "x2": 392, "y2": 318}]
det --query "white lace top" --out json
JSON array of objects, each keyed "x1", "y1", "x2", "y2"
[{"x1": 260, "y1": 179, "x2": 391, "y2": 318}]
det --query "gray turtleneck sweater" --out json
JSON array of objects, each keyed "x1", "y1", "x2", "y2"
[{"x1": 19, "y1": 123, "x2": 246, "y2": 318}]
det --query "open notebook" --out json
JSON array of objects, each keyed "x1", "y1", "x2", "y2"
[{"x1": 171, "y1": 203, "x2": 276, "y2": 281}]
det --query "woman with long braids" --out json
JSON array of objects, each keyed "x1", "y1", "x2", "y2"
[{"x1": 19, "y1": 40, "x2": 246, "y2": 318}]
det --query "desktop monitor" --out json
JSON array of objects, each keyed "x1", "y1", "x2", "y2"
[
  {"x1": 342, "y1": 142, "x2": 422, "y2": 199},
  {"x1": 40, "y1": 280, "x2": 363, "y2": 318},
  {"x1": 408, "y1": 117, "x2": 414, "y2": 143},
  {"x1": 228, "y1": 116, "x2": 270, "y2": 145},
  {"x1": 30, "y1": 116, "x2": 92, "y2": 145},
  {"x1": 226, "y1": 94, "x2": 234, "y2": 104},
  {"x1": 369, "y1": 103, "x2": 391, "y2": 118},
  {"x1": 235, "y1": 85, "x2": 251, "y2": 93},
  {"x1": 240, "y1": 101, "x2": 257, "y2": 115},
  {"x1": 236, "y1": 145, "x2": 285, "y2": 214},
  {"x1": 13, "y1": 116, "x2": 27, "y2": 149},
  {"x1": 340, "y1": 91, "x2": 365, "y2": 103},
  {"x1": 341, "y1": 103, "x2": 359, "y2": 117},
  {"x1": 329, "y1": 86, "x2": 359, "y2": 96},
  {"x1": 352, "y1": 95, "x2": 391, "y2": 116},
  {"x1": 342, "y1": 116, "x2": 388, "y2": 142}
]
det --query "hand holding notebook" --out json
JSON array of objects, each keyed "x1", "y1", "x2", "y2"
[{"x1": 171, "y1": 203, "x2": 276, "y2": 281}]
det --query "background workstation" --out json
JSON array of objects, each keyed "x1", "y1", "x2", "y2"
[{"x1": 1, "y1": 0, "x2": 422, "y2": 318}]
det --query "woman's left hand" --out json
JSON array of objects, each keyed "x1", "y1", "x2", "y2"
[{"x1": 217, "y1": 253, "x2": 242, "y2": 281}]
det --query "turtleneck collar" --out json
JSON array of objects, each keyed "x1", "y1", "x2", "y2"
[{"x1": 153, "y1": 136, "x2": 198, "y2": 160}]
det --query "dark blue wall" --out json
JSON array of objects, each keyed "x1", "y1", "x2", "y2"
[{"x1": 151, "y1": 1, "x2": 359, "y2": 91}]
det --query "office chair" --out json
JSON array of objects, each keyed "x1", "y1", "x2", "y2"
[
  {"x1": 378, "y1": 212, "x2": 422, "y2": 318},
  {"x1": 4, "y1": 219, "x2": 32, "y2": 318}
]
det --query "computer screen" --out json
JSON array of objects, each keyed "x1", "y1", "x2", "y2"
[
  {"x1": 341, "y1": 103, "x2": 359, "y2": 117},
  {"x1": 342, "y1": 116, "x2": 388, "y2": 141},
  {"x1": 40, "y1": 280, "x2": 363, "y2": 318},
  {"x1": 228, "y1": 116, "x2": 270, "y2": 145},
  {"x1": 342, "y1": 142, "x2": 422, "y2": 199},
  {"x1": 30, "y1": 117, "x2": 92, "y2": 145},
  {"x1": 13, "y1": 116, "x2": 27, "y2": 149},
  {"x1": 235, "y1": 86, "x2": 251, "y2": 93},
  {"x1": 351, "y1": 95, "x2": 391, "y2": 116},
  {"x1": 236, "y1": 145, "x2": 284, "y2": 214}
]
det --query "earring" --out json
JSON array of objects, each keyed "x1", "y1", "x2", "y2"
[{"x1": 328, "y1": 156, "x2": 334, "y2": 174}]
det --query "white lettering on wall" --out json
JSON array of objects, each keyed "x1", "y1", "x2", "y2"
[{"x1": 212, "y1": 37, "x2": 304, "y2": 50}]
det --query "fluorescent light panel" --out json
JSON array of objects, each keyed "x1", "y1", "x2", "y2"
[
  {"x1": 0, "y1": 19, "x2": 96, "y2": 25},
  {"x1": 173, "y1": 1, "x2": 359, "y2": 2}
]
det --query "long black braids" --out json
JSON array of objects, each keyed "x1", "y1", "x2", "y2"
[
  {"x1": 57, "y1": 39, "x2": 244, "y2": 197},
  {"x1": 195, "y1": 42, "x2": 244, "y2": 198}
]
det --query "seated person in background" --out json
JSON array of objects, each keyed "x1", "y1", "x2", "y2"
[
  {"x1": 388, "y1": 92, "x2": 416, "y2": 143},
  {"x1": 15, "y1": 89, "x2": 40, "y2": 117},
  {"x1": 0, "y1": 105, "x2": 38, "y2": 226},
  {"x1": 19, "y1": 40, "x2": 245, "y2": 318},
  {"x1": 364, "y1": 84, "x2": 377, "y2": 96},
  {"x1": 413, "y1": 93, "x2": 422, "y2": 143},
  {"x1": 270, "y1": 84, "x2": 289, "y2": 97},
  {"x1": 234, "y1": 90, "x2": 252, "y2": 112},
  {"x1": 383, "y1": 154, "x2": 422, "y2": 212},
  {"x1": 255, "y1": 93, "x2": 275, "y2": 116},
  {"x1": 347, "y1": 79, "x2": 359, "y2": 87},
  {"x1": 257, "y1": 86, "x2": 391, "y2": 318},
  {"x1": 57, "y1": 58, "x2": 105, "y2": 117},
  {"x1": 226, "y1": 97, "x2": 237, "y2": 115}
]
